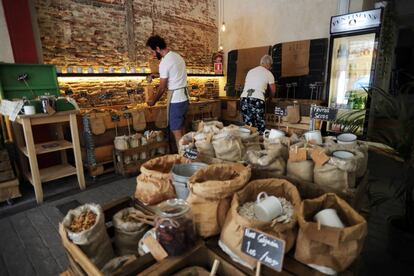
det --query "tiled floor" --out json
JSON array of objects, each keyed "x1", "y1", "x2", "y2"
[{"x1": 0, "y1": 177, "x2": 136, "y2": 276}]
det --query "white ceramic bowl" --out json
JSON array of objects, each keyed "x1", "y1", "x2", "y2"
[
  {"x1": 337, "y1": 133, "x2": 357, "y2": 145},
  {"x1": 332, "y1": 150, "x2": 354, "y2": 159},
  {"x1": 239, "y1": 127, "x2": 251, "y2": 138}
]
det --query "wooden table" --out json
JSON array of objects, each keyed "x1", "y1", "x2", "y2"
[{"x1": 13, "y1": 111, "x2": 85, "y2": 203}]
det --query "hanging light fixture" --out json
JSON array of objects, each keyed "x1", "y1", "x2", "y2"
[
  {"x1": 221, "y1": 0, "x2": 226, "y2": 32},
  {"x1": 221, "y1": 22, "x2": 226, "y2": 32},
  {"x1": 219, "y1": 45, "x2": 223, "y2": 51}
]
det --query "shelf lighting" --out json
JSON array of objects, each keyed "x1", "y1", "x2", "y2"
[
  {"x1": 58, "y1": 76, "x2": 147, "y2": 82},
  {"x1": 221, "y1": 22, "x2": 226, "y2": 32}
]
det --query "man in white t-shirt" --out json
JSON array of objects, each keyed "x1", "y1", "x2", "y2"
[
  {"x1": 240, "y1": 54, "x2": 276, "y2": 134},
  {"x1": 146, "y1": 35, "x2": 189, "y2": 148}
]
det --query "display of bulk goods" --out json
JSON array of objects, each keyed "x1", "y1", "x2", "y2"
[
  {"x1": 135, "y1": 154, "x2": 190, "y2": 205},
  {"x1": 327, "y1": 141, "x2": 368, "y2": 178},
  {"x1": 196, "y1": 120, "x2": 223, "y2": 134},
  {"x1": 112, "y1": 207, "x2": 152, "y2": 256},
  {"x1": 313, "y1": 148, "x2": 358, "y2": 193},
  {"x1": 246, "y1": 147, "x2": 287, "y2": 179},
  {"x1": 286, "y1": 142, "x2": 315, "y2": 182},
  {"x1": 212, "y1": 125, "x2": 245, "y2": 162},
  {"x1": 294, "y1": 193, "x2": 367, "y2": 275},
  {"x1": 263, "y1": 129, "x2": 299, "y2": 152},
  {"x1": 155, "y1": 199, "x2": 197, "y2": 256},
  {"x1": 187, "y1": 163, "x2": 251, "y2": 237},
  {"x1": 239, "y1": 126, "x2": 261, "y2": 154},
  {"x1": 219, "y1": 178, "x2": 301, "y2": 269},
  {"x1": 62, "y1": 204, "x2": 114, "y2": 269}
]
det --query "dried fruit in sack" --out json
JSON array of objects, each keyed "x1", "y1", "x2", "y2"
[{"x1": 69, "y1": 210, "x2": 97, "y2": 233}]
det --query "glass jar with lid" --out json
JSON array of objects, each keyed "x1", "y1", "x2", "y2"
[{"x1": 155, "y1": 198, "x2": 196, "y2": 256}]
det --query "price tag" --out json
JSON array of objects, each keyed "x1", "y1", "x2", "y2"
[
  {"x1": 310, "y1": 105, "x2": 337, "y2": 121},
  {"x1": 274, "y1": 106, "x2": 287, "y2": 117},
  {"x1": 241, "y1": 228, "x2": 285, "y2": 272},
  {"x1": 311, "y1": 148, "x2": 330, "y2": 166},
  {"x1": 288, "y1": 147, "x2": 307, "y2": 162},
  {"x1": 183, "y1": 148, "x2": 198, "y2": 160},
  {"x1": 142, "y1": 235, "x2": 168, "y2": 261}
]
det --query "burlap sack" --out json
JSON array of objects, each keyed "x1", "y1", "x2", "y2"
[
  {"x1": 286, "y1": 142, "x2": 315, "y2": 182},
  {"x1": 113, "y1": 208, "x2": 151, "y2": 256},
  {"x1": 220, "y1": 178, "x2": 301, "y2": 268},
  {"x1": 89, "y1": 113, "x2": 106, "y2": 135},
  {"x1": 246, "y1": 149, "x2": 286, "y2": 179},
  {"x1": 155, "y1": 108, "x2": 168, "y2": 129},
  {"x1": 195, "y1": 140, "x2": 215, "y2": 158},
  {"x1": 132, "y1": 110, "x2": 146, "y2": 132},
  {"x1": 187, "y1": 163, "x2": 251, "y2": 237},
  {"x1": 327, "y1": 142, "x2": 368, "y2": 178},
  {"x1": 314, "y1": 153, "x2": 357, "y2": 192},
  {"x1": 135, "y1": 155, "x2": 190, "y2": 205},
  {"x1": 178, "y1": 132, "x2": 195, "y2": 155},
  {"x1": 212, "y1": 130, "x2": 244, "y2": 162},
  {"x1": 62, "y1": 204, "x2": 114, "y2": 269},
  {"x1": 114, "y1": 136, "x2": 131, "y2": 164},
  {"x1": 241, "y1": 132, "x2": 261, "y2": 154},
  {"x1": 294, "y1": 193, "x2": 367, "y2": 273},
  {"x1": 197, "y1": 120, "x2": 223, "y2": 134}
]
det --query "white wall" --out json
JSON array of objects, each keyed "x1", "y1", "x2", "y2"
[{"x1": 0, "y1": 1, "x2": 14, "y2": 63}]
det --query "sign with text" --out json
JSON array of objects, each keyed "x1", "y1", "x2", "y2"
[
  {"x1": 241, "y1": 228, "x2": 285, "y2": 272},
  {"x1": 274, "y1": 106, "x2": 287, "y2": 117},
  {"x1": 330, "y1": 8, "x2": 382, "y2": 34},
  {"x1": 183, "y1": 148, "x2": 198, "y2": 160},
  {"x1": 310, "y1": 105, "x2": 338, "y2": 121}
]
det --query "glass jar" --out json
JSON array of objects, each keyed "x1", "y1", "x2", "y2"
[{"x1": 155, "y1": 199, "x2": 196, "y2": 256}]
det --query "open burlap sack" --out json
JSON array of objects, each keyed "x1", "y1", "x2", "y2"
[
  {"x1": 294, "y1": 193, "x2": 367, "y2": 274},
  {"x1": 113, "y1": 208, "x2": 151, "y2": 256},
  {"x1": 220, "y1": 178, "x2": 301, "y2": 269},
  {"x1": 62, "y1": 204, "x2": 114, "y2": 269},
  {"x1": 195, "y1": 133, "x2": 215, "y2": 158},
  {"x1": 327, "y1": 142, "x2": 368, "y2": 178},
  {"x1": 314, "y1": 152, "x2": 357, "y2": 192},
  {"x1": 246, "y1": 146, "x2": 287, "y2": 179},
  {"x1": 187, "y1": 163, "x2": 251, "y2": 237},
  {"x1": 212, "y1": 129, "x2": 244, "y2": 162},
  {"x1": 241, "y1": 131, "x2": 261, "y2": 154},
  {"x1": 286, "y1": 142, "x2": 315, "y2": 182},
  {"x1": 178, "y1": 132, "x2": 195, "y2": 155},
  {"x1": 197, "y1": 120, "x2": 223, "y2": 134},
  {"x1": 135, "y1": 155, "x2": 190, "y2": 205}
]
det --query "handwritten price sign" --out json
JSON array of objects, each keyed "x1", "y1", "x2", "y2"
[{"x1": 310, "y1": 105, "x2": 338, "y2": 121}]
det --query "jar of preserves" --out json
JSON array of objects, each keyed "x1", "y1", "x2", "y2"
[{"x1": 155, "y1": 198, "x2": 196, "y2": 256}]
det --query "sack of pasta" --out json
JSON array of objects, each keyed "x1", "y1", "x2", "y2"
[
  {"x1": 135, "y1": 155, "x2": 190, "y2": 205},
  {"x1": 312, "y1": 147, "x2": 358, "y2": 194},
  {"x1": 212, "y1": 127, "x2": 244, "y2": 162},
  {"x1": 286, "y1": 142, "x2": 315, "y2": 183},
  {"x1": 294, "y1": 193, "x2": 367, "y2": 275},
  {"x1": 246, "y1": 146, "x2": 287, "y2": 179},
  {"x1": 62, "y1": 204, "x2": 114, "y2": 269},
  {"x1": 113, "y1": 208, "x2": 151, "y2": 256},
  {"x1": 187, "y1": 163, "x2": 251, "y2": 237},
  {"x1": 327, "y1": 142, "x2": 368, "y2": 178},
  {"x1": 219, "y1": 178, "x2": 301, "y2": 269}
]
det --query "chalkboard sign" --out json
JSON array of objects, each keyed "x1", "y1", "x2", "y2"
[
  {"x1": 123, "y1": 112, "x2": 132, "y2": 119},
  {"x1": 111, "y1": 113, "x2": 120, "y2": 122},
  {"x1": 310, "y1": 105, "x2": 337, "y2": 121},
  {"x1": 274, "y1": 106, "x2": 287, "y2": 117},
  {"x1": 241, "y1": 228, "x2": 285, "y2": 272},
  {"x1": 183, "y1": 148, "x2": 198, "y2": 160}
]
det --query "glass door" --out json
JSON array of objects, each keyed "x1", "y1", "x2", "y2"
[{"x1": 327, "y1": 33, "x2": 377, "y2": 135}]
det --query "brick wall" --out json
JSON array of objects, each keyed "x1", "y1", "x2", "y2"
[{"x1": 34, "y1": 0, "x2": 218, "y2": 70}]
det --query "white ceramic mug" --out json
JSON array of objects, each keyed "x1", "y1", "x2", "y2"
[
  {"x1": 337, "y1": 133, "x2": 357, "y2": 145},
  {"x1": 314, "y1": 208, "x2": 345, "y2": 228},
  {"x1": 239, "y1": 127, "x2": 251, "y2": 138},
  {"x1": 264, "y1": 129, "x2": 285, "y2": 140},
  {"x1": 254, "y1": 192, "x2": 283, "y2": 222},
  {"x1": 332, "y1": 150, "x2": 354, "y2": 159},
  {"x1": 23, "y1": 105, "x2": 36, "y2": 115},
  {"x1": 304, "y1": 130, "x2": 323, "y2": 145}
]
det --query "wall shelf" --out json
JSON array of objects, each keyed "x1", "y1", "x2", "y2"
[{"x1": 57, "y1": 73, "x2": 224, "y2": 78}]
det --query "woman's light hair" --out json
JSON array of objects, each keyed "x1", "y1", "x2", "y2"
[{"x1": 260, "y1": 54, "x2": 273, "y2": 66}]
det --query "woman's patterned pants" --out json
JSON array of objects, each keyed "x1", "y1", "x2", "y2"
[{"x1": 240, "y1": 97, "x2": 265, "y2": 134}]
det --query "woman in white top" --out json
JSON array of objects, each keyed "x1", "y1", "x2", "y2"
[{"x1": 240, "y1": 54, "x2": 276, "y2": 134}]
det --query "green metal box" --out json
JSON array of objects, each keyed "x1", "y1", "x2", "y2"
[{"x1": 0, "y1": 63, "x2": 60, "y2": 100}]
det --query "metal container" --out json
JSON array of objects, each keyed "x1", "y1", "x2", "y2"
[{"x1": 171, "y1": 163, "x2": 207, "y2": 199}]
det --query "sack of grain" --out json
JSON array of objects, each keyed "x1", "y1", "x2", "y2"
[
  {"x1": 246, "y1": 147, "x2": 286, "y2": 179},
  {"x1": 286, "y1": 142, "x2": 315, "y2": 182},
  {"x1": 212, "y1": 128, "x2": 244, "y2": 162},
  {"x1": 187, "y1": 163, "x2": 251, "y2": 237},
  {"x1": 178, "y1": 132, "x2": 195, "y2": 156},
  {"x1": 112, "y1": 208, "x2": 151, "y2": 256},
  {"x1": 195, "y1": 132, "x2": 215, "y2": 158},
  {"x1": 327, "y1": 142, "x2": 368, "y2": 178},
  {"x1": 241, "y1": 131, "x2": 261, "y2": 154},
  {"x1": 135, "y1": 155, "x2": 190, "y2": 205},
  {"x1": 114, "y1": 136, "x2": 131, "y2": 164},
  {"x1": 295, "y1": 193, "x2": 367, "y2": 274},
  {"x1": 62, "y1": 204, "x2": 114, "y2": 269},
  {"x1": 220, "y1": 178, "x2": 301, "y2": 269}
]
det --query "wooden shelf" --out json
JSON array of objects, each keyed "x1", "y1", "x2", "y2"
[
  {"x1": 20, "y1": 140, "x2": 73, "y2": 156},
  {"x1": 26, "y1": 164, "x2": 77, "y2": 184},
  {"x1": 57, "y1": 73, "x2": 224, "y2": 77}
]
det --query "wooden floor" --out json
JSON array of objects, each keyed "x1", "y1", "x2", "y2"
[{"x1": 0, "y1": 151, "x2": 413, "y2": 275}]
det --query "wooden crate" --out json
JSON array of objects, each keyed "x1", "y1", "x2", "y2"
[
  {"x1": 59, "y1": 197, "x2": 156, "y2": 276},
  {"x1": 86, "y1": 160, "x2": 115, "y2": 178},
  {"x1": 114, "y1": 141, "x2": 169, "y2": 177},
  {"x1": 138, "y1": 241, "x2": 247, "y2": 276}
]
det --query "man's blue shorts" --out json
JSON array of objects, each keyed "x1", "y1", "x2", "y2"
[{"x1": 169, "y1": 101, "x2": 189, "y2": 131}]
